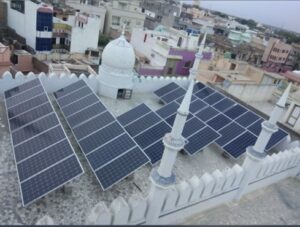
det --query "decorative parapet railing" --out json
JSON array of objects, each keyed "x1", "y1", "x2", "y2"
[{"x1": 36, "y1": 146, "x2": 300, "y2": 225}]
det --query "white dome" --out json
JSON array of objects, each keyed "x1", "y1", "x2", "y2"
[{"x1": 101, "y1": 35, "x2": 135, "y2": 70}]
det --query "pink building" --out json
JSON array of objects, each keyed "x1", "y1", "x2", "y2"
[
  {"x1": 0, "y1": 43, "x2": 11, "y2": 77},
  {"x1": 262, "y1": 38, "x2": 293, "y2": 73}
]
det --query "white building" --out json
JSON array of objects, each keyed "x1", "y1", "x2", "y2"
[
  {"x1": 98, "y1": 30, "x2": 136, "y2": 99},
  {"x1": 104, "y1": 0, "x2": 145, "y2": 36},
  {"x1": 53, "y1": 12, "x2": 102, "y2": 53},
  {"x1": 6, "y1": 0, "x2": 102, "y2": 54},
  {"x1": 6, "y1": 0, "x2": 53, "y2": 52},
  {"x1": 65, "y1": 0, "x2": 106, "y2": 34}
]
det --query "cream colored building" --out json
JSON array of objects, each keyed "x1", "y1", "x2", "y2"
[{"x1": 103, "y1": 0, "x2": 145, "y2": 37}]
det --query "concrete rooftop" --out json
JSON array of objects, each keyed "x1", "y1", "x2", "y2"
[
  {"x1": 0, "y1": 90, "x2": 298, "y2": 225},
  {"x1": 0, "y1": 91, "x2": 236, "y2": 225}
]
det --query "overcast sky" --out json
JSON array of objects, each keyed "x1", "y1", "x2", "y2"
[{"x1": 189, "y1": 1, "x2": 300, "y2": 33}]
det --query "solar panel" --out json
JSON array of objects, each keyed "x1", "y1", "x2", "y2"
[
  {"x1": 165, "y1": 112, "x2": 193, "y2": 127},
  {"x1": 176, "y1": 94, "x2": 198, "y2": 104},
  {"x1": 79, "y1": 122, "x2": 124, "y2": 155},
  {"x1": 73, "y1": 111, "x2": 115, "y2": 140},
  {"x1": 87, "y1": 133, "x2": 136, "y2": 170},
  {"x1": 212, "y1": 98, "x2": 235, "y2": 112},
  {"x1": 161, "y1": 87, "x2": 186, "y2": 104},
  {"x1": 206, "y1": 113, "x2": 232, "y2": 131},
  {"x1": 12, "y1": 113, "x2": 59, "y2": 145},
  {"x1": 56, "y1": 86, "x2": 92, "y2": 108},
  {"x1": 247, "y1": 118, "x2": 264, "y2": 136},
  {"x1": 222, "y1": 131, "x2": 257, "y2": 159},
  {"x1": 17, "y1": 139, "x2": 74, "y2": 182},
  {"x1": 189, "y1": 99, "x2": 208, "y2": 114},
  {"x1": 185, "y1": 126, "x2": 220, "y2": 155},
  {"x1": 5, "y1": 78, "x2": 40, "y2": 98},
  {"x1": 223, "y1": 104, "x2": 247, "y2": 119},
  {"x1": 7, "y1": 94, "x2": 48, "y2": 119},
  {"x1": 182, "y1": 117, "x2": 205, "y2": 138},
  {"x1": 203, "y1": 92, "x2": 225, "y2": 105},
  {"x1": 61, "y1": 93, "x2": 99, "y2": 117},
  {"x1": 156, "y1": 101, "x2": 179, "y2": 119},
  {"x1": 9, "y1": 102, "x2": 53, "y2": 131},
  {"x1": 235, "y1": 111, "x2": 260, "y2": 127},
  {"x1": 14, "y1": 126, "x2": 66, "y2": 162},
  {"x1": 195, "y1": 106, "x2": 219, "y2": 122},
  {"x1": 215, "y1": 122, "x2": 245, "y2": 147},
  {"x1": 144, "y1": 140, "x2": 164, "y2": 165},
  {"x1": 152, "y1": 82, "x2": 289, "y2": 160},
  {"x1": 193, "y1": 82, "x2": 206, "y2": 93},
  {"x1": 67, "y1": 102, "x2": 106, "y2": 128},
  {"x1": 4, "y1": 79, "x2": 83, "y2": 206},
  {"x1": 54, "y1": 80, "x2": 86, "y2": 99},
  {"x1": 125, "y1": 112, "x2": 161, "y2": 137},
  {"x1": 95, "y1": 147, "x2": 149, "y2": 190},
  {"x1": 21, "y1": 156, "x2": 82, "y2": 206},
  {"x1": 154, "y1": 82, "x2": 181, "y2": 97},
  {"x1": 194, "y1": 87, "x2": 215, "y2": 99},
  {"x1": 117, "y1": 104, "x2": 152, "y2": 127},
  {"x1": 266, "y1": 129, "x2": 289, "y2": 151},
  {"x1": 54, "y1": 80, "x2": 150, "y2": 190},
  {"x1": 134, "y1": 121, "x2": 171, "y2": 149},
  {"x1": 6, "y1": 85, "x2": 44, "y2": 108}
]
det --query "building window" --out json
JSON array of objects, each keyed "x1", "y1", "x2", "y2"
[
  {"x1": 112, "y1": 16, "x2": 121, "y2": 26},
  {"x1": 177, "y1": 37, "x2": 183, "y2": 47},
  {"x1": 184, "y1": 61, "x2": 192, "y2": 68}
]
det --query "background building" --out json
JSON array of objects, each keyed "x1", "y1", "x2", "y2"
[{"x1": 262, "y1": 38, "x2": 293, "y2": 73}]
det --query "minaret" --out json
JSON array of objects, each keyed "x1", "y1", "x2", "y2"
[
  {"x1": 236, "y1": 83, "x2": 292, "y2": 199},
  {"x1": 145, "y1": 33, "x2": 207, "y2": 225},
  {"x1": 189, "y1": 32, "x2": 207, "y2": 80}
]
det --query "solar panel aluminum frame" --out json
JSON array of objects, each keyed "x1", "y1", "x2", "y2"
[
  {"x1": 118, "y1": 104, "x2": 152, "y2": 127},
  {"x1": 157, "y1": 84, "x2": 187, "y2": 104},
  {"x1": 5, "y1": 80, "x2": 41, "y2": 102},
  {"x1": 214, "y1": 129, "x2": 258, "y2": 160},
  {"x1": 184, "y1": 124, "x2": 221, "y2": 156},
  {"x1": 53, "y1": 80, "x2": 150, "y2": 191},
  {"x1": 4, "y1": 78, "x2": 84, "y2": 207},
  {"x1": 154, "y1": 82, "x2": 182, "y2": 98},
  {"x1": 265, "y1": 128, "x2": 289, "y2": 152}
]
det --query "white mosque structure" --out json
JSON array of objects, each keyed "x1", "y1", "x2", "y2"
[
  {"x1": 99, "y1": 27, "x2": 136, "y2": 99},
  {"x1": 0, "y1": 26, "x2": 300, "y2": 225}
]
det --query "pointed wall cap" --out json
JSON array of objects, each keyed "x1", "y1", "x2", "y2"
[{"x1": 277, "y1": 83, "x2": 292, "y2": 107}]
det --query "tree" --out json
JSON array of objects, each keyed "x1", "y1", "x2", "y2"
[{"x1": 98, "y1": 35, "x2": 110, "y2": 47}]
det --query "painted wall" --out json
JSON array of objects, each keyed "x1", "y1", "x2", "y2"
[
  {"x1": 70, "y1": 15, "x2": 102, "y2": 53},
  {"x1": 137, "y1": 67, "x2": 164, "y2": 76},
  {"x1": 7, "y1": 1, "x2": 38, "y2": 50},
  {"x1": 168, "y1": 48, "x2": 196, "y2": 76}
]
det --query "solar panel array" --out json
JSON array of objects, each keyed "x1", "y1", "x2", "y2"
[
  {"x1": 153, "y1": 82, "x2": 289, "y2": 159},
  {"x1": 117, "y1": 101, "x2": 221, "y2": 164},
  {"x1": 53, "y1": 80, "x2": 150, "y2": 190},
  {"x1": 4, "y1": 78, "x2": 83, "y2": 206}
]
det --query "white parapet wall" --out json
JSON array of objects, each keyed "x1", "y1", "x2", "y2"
[
  {"x1": 0, "y1": 72, "x2": 189, "y2": 97},
  {"x1": 81, "y1": 147, "x2": 300, "y2": 225}
]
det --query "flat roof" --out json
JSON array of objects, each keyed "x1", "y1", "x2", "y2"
[{"x1": 0, "y1": 82, "x2": 298, "y2": 224}]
